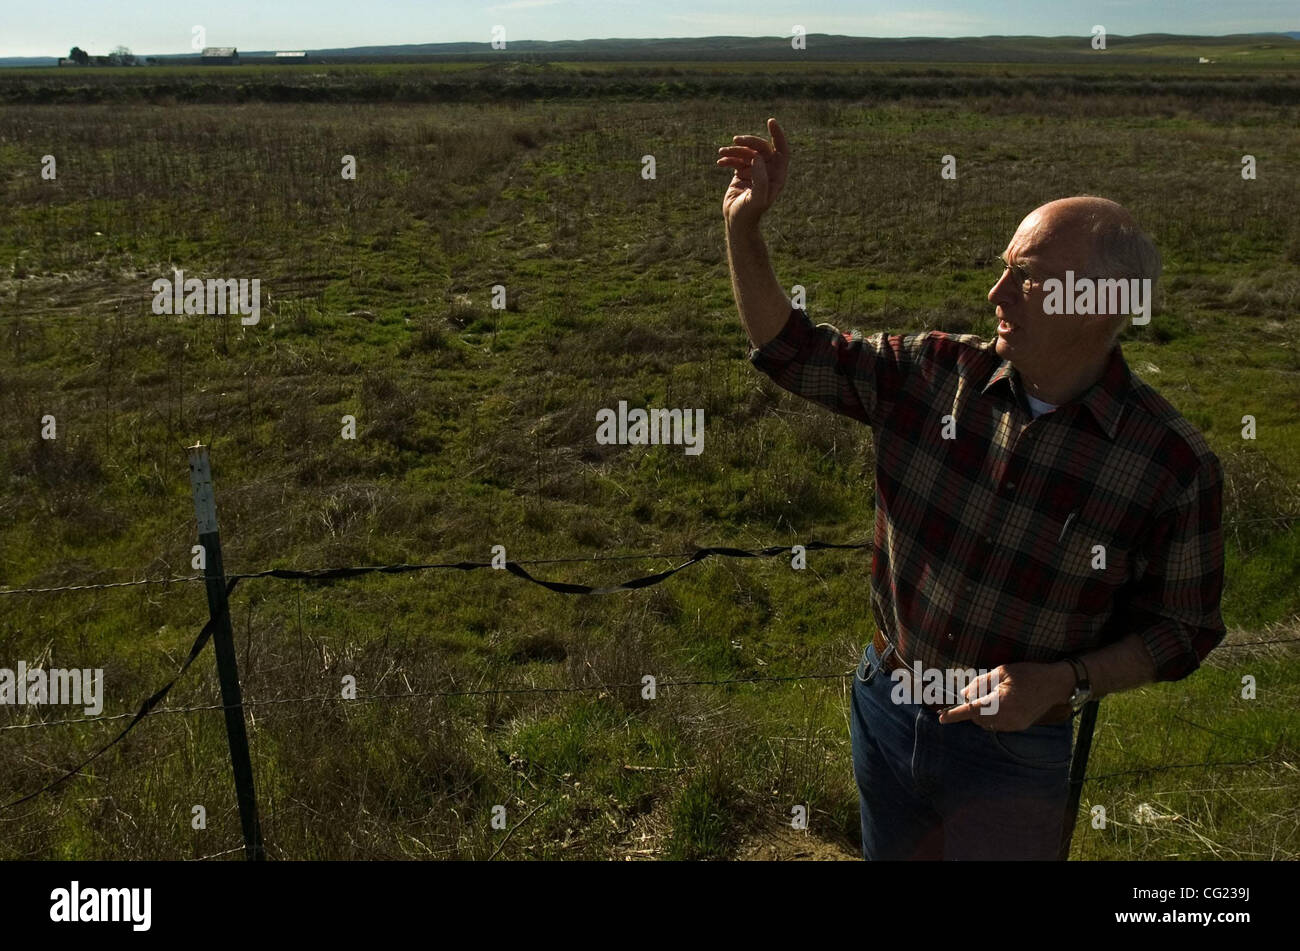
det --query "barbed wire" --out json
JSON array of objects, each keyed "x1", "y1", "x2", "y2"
[
  {"x1": 0, "y1": 575, "x2": 202, "y2": 595},
  {"x1": 184, "y1": 845, "x2": 248, "y2": 862},
  {"x1": 1, "y1": 675, "x2": 1288, "y2": 794},
  {"x1": 0, "y1": 670, "x2": 854, "y2": 731},
  {"x1": 0, "y1": 512, "x2": 1294, "y2": 596},
  {"x1": 0, "y1": 545, "x2": 839, "y2": 596},
  {"x1": 4, "y1": 669, "x2": 1283, "y2": 743},
  {"x1": 1082, "y1": 757, "x2": 1274, "y2": 783},
  {"x1": 1211, "y1": 638, "x2": 1300, "y2": 649},
  {"x1": 1, "y1": 528, "x2": 1294, "y2": 818}
]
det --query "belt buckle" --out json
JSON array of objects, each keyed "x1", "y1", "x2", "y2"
[{"x1": 856, "y1": 641, "x2": 894, "y2": 685}]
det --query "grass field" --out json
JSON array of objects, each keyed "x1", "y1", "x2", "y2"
[{"x1": 0, "y1": 60, "x2": 1298, "y2": 860}]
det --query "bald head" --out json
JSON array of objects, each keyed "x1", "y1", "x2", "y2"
[
  {"x1": 1029, "y1": 196, "x2": 1138, "y2": 237},
  {"x1": 1021, "y1": 196, "x2": 1161, "y2": 345},
  {"x1": 990, "y1": 195, "x2": 1162, "y2": 400}
]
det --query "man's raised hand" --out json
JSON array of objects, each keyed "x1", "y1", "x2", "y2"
[{"x1": 717, "y1": 117, "x2": 790, "y2": 229}]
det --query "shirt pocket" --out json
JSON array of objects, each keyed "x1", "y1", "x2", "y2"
[{"x1": 1044, "y1": 511, "x2": 1132, "y2": 646}]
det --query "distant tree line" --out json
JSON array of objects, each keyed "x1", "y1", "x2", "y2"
[
  {"x1": 21, "y1": 64, "x2": 1300, "y2": 106},
  {"x1": 63, "y1": 45, "x2": 151, "y2": 66}
]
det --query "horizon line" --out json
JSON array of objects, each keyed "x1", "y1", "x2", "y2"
[{"x1": 5, "y1": 29, "x2": 1298, "y2": 60}]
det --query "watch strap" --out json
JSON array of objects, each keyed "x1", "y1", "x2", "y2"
[{"x1": 1066, "y1": 656, "x2": 1091, "y2": 707}]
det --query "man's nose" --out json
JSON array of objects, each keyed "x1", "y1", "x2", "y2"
[{"x1": 988, "y1": 271, "x2": 1015, "y2": 305}]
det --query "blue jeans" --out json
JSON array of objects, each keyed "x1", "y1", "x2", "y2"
[{"x1": 849, "y1": 640, "x2": 1073, "y2": 860}]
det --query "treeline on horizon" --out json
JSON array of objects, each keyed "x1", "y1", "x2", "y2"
[
  {"x1": 8, "y1": 30, "x2": 1298, "y2": 65},
  {"x1": 3, "y1": 67, "x2": 1300, "y2": 105}
]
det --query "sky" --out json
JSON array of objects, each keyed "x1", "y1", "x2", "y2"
[{"x1": 2, "y1": 0, "x2": 1296, "y2": 58}]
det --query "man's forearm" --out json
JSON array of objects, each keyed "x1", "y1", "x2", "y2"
[
  {"x1": 1049, "y1": 630, "x2": 1159, "y2": 703},
  {"x1": 726, "y1": 219, "x2": 792, "y2": 348},
  {"x1": 1080, "y1": 630, "x2": 1159, "y2": 698}
]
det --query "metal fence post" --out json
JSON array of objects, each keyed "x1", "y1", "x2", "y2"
[
  {"x1": 1059, "y1": 698, "x2": 1100, "y2": 861},
  {"x1": 188, "y1": 443, "x2": 265, "y2": 861}
]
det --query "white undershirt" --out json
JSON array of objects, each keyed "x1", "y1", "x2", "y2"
[{"x1": 1025, "y1": 393, "x2": 1059, "y2": 418}]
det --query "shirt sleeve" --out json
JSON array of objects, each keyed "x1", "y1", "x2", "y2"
[
  {"x1": 748, "y1": 308, "x2": 920, "y2": 429},
  {"x1": 1122, "y1": 453, "x2": 1227, "y2": 681}
]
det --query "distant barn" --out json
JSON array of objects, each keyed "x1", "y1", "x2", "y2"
[
  {"x1": 275, "y1": 51, "x2": 307, "y2": 60},
  {"x1": 201, "y1": 47, "x2": 239, "y2": 65}
]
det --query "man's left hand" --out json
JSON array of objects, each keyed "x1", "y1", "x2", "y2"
[{"x1": 937, "y1": 662, "x2": 1072, "y2": 732}]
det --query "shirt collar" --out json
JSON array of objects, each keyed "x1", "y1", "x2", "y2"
[{"x1": 981, "y1": 344, "x2": 1131, "y2": 440}]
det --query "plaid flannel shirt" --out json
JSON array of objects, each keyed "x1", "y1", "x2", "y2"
[{"x1": 750, "y1": 308, "x2": 1226, "y2": 681}]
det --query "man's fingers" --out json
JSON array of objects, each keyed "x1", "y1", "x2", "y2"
[
  {"x1": 939, "y1": 694, "x2": 997, "y2": 724},
  {"x1": 749, "y1": 148, "x2": 768, "y2": 199},
  {"x1": 718, "y1": 162, "x2": 754, "y2": 184},
  {"x1": 768, "y1": 117, "x2": 790, "y2": 158},
  {"x1": 938, "y1": 701, "x2": 976, "y2": 724},
  {"x1": 717, "y1": 160, "x2": 753, "y2": 183},
  {"x1": 961, "y1": 668, "x2": 1002, "y2": 701},
  {"x1": 731, "y1": 135, "x2": 772, "y2": 154},
  {"x1": 718, "y1": 128, "x2": 776, "y2": 212}
]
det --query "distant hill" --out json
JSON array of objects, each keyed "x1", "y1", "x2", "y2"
[
  {"x1": 0, "y1": 56, "x2": 59, "y2": 67},
  {"x1": 3, "y1": 32, "x2": 1298, "y2": 68}
]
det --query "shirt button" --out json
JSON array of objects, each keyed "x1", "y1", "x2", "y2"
[
  {"x1": 947, "y1": 633, "x2": 955, "y2": 640},
  {"x1": 984, "y1": 536, "x2": 993, "y2": 544},
  {"x1": 1006, "y1": 482, "x2": 1015, "y2": 490}
]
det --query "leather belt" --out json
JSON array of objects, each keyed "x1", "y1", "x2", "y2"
[{"x1": 870, "y1": 630, "x2": 1073, "y2": 726}]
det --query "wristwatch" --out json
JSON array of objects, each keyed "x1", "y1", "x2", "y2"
[{"x1": 1066, "y1": 657, "x2": 1092, "y2": 711}]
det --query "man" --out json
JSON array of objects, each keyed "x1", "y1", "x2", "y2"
[{"x1": 717, "y1": 118, "x2": 1225, "y2": 860}]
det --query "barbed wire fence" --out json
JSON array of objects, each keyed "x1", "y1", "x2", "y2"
[
  {"x1": 0, "y1": 445, "x2": 1295, "y2": 860},
  {"x1": 4, "y1": 510, "x2": 1295, "y2": 597}
]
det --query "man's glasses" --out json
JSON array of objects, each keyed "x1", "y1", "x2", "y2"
[{"x1": 993, "y1": 254, "x2": 1037, "y2": 298}]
